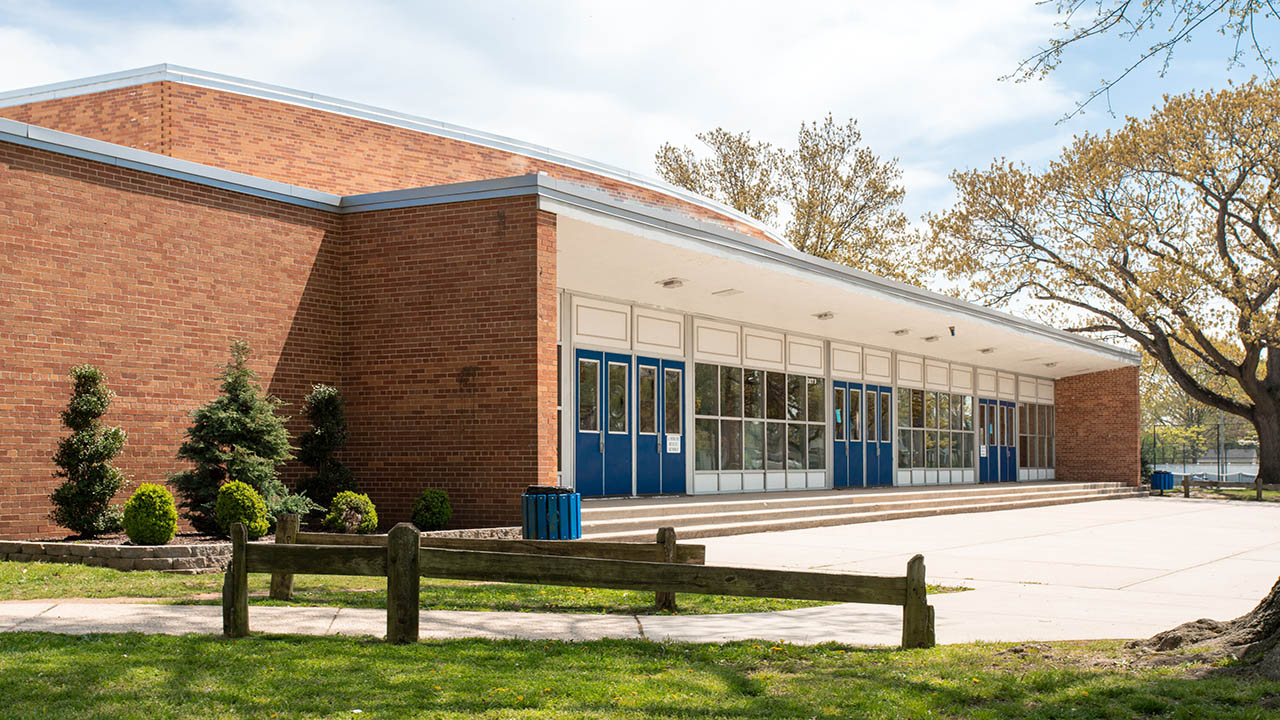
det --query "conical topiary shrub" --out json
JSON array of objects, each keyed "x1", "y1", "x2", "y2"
[
  {"x1": 49, "y1": 365, "x2": 127, "y2": 537},
  {"x1": 296, "y1": 384, "x2": 356, "y2": 507}
]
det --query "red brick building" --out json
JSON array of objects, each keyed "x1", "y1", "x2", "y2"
[{"x1": 0, "y1": 65, "x2": 1139, "y2": 539}]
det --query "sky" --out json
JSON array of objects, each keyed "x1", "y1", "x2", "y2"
[{"x1": 0, "y1": 0, "x2": 1274, "y2": 223}]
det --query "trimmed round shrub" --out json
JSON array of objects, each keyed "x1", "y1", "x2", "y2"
[
  {"x1": 411, "y1": 489, "x2": 452, "y2": 531},
  {"x1": 122, "y1": 483, "x2": 177, "y2": 545},
  {"x1": 215, "y1": 481, "x2": 269, "y2": 539},
  {"x1": 324, "y1": 491, "x2": 378, "y2": 534}
]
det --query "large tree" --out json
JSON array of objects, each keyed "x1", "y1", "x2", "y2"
[
  {"x1": 654, "y1": 115, "x2": 911, "y2": 280},
  {"x1": 1014, "y1": 0, "x2": 1279, "y2": 117},
  {"x1": 926, "y1": 80, "x2": 1280, "y2": 484}
]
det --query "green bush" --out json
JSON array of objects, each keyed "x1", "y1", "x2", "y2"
[
  {"x1": 323, "y1": 491, "x2": 378, "y2": 534},
  {"x1": 49, "y1": 365, "x2": 127, "y2": 537},
  {"x1": 215, "y1": 481, "x2": 269, "y2": 539},
  {"x1": 297, "y1": 384, "x2": 357, "y2": 507},
  {"x1": 411, "y1": 489, "x2": 452, "y2": 531},
  {"x1": 122, "y1": 484, "x2": 178, "y2": 545}
]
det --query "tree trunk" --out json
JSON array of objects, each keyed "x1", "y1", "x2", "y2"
[
  {"x1": 1257, "y1": 402, "x2": 1280, "y2": 488},
  {"x1": 1129, "y1": 576, "x2": 1280, "y2": 678}
]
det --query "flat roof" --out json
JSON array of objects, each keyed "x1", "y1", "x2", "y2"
[
  {"x1": 0, "y1": 63, "x2": 792, "y2": 248},
  {"x1": 0, "y1": 113, "x2": 1140, "y2": 370}
]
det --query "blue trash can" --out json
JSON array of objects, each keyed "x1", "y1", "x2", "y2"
[
  {"x1": 521, "y1": 486, "x2": 581, "y2": 540},
  {"x1": 1152, "y1": 470, "x2": 1174, "y2": 491}
]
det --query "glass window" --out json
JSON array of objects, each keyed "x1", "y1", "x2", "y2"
[
  {"x1": 912, "y1": 429, "x2": 924, "y2": 468},
  {"x1": 925, "y1": 431, "x2": 938, "y2": 468},
  {"x1": 807, "y1": 378, "x2": 825, "y2": 423},
  {"x1": 664, "y1": 369, "x2": 682, "y2": 434},
  {"x1": 695, "y1": 418, "x2": 718, "y2": 471},
  {"x1": 608, "y1": 363, "x2": 628, "y2": 433},
  {"x1": 638, "y1": 365, "x2": 657, "y2": 434},
  {"x1": 951, "y1": 394, "x2": 963, "y2": 430},
  {"x1": 879, "y1": 391, "x2": 891, "y2": 441},
  {"x1": 766, "y1": 372, "x2": 787, "y2": 420},
  {"x1": 939, "y1": 432, "x2": 951, "y2": 469},
  {"x1": 962, "y1": 434, "x2": 973, "y2": 468},
  {"x1": 787, "y1": 375, "x2": 806, "y2": 421},
  {"x1": 720, "y1": 420, "x2": 743, "y2": 470},
  {"x1": 1020, "y1": 435, "x2": 1030, "y2": 468},
  {"x1": 850, "y1": 388, "x2": 862, "y2": 441},
  {"x1": 1020, "y1": 404, "x2": 1029, "y2": 437},
  {"x1": 695, "y1": 363, "x2": 718, "y2": 416},
  {"x1": 953, "y1": 432, "x2": 967, "y2": 468},
  {"x1": 578, "y1": 359, "x2": 598, "y2": 431},
  {"x1": 787, "y1": 424, "x2": 806, "y2": 470},
  {"x1": 766, "y1": 422, "x2": 785, "y2": 470},
  {"x1": 808, "y1": 425, "x2": 825, "y2": 470},
  {"x1": 963, "y1": 396, "x2": 973, "y2": 431},
  {"x1": 911, "y1": 389, "x2": 925, "y2": 428},
  {"x1": 939, "y1": 393, "x2": 951, "y2": 430},
  {"x1": 744, "y1": 369, "x2": 764, "y2": 418},
  {"x1": 925, "y1": 391, "x2": 938, "y2": 428},
  {"x1": 833, "y1": 387, "x2": 846, "y2": 441},
  {"x1": 865, "y1": 390, "x2": 877, "y2": 442},
  {"x1": 898, "y1": 429, "x2": 912, "y2": 468},
  {"x1": 720, "y1": 366, "x2": 742, "y2": 418},
  {"x1": 744, "y1": 420, "x2": 765, "y2": 470}
]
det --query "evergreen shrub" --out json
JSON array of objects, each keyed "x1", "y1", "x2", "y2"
[
  {"x1": 411, "y1": 489, "x2": 452, "y2": 531},
  {"x1": 122, "y1": 483, "x2": 178, "y2": 545},
  {"x1": 215, "y1": 481, "x2": 269, "y2": 539},
  {"x1": 323, "y1": 491, "x2": 378, "y2": 534}
]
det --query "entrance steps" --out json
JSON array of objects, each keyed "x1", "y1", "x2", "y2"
[{"x1": 580, "y1": 481, "x2": 1144, "y2": 542}]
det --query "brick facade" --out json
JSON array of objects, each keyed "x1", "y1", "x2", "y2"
[
  {"x1": 1054, "y1": 366, "x2": 1141, "y2": 486},
  {"x1": 0, "y1": 81, "x2": 776, "y2": 245}
]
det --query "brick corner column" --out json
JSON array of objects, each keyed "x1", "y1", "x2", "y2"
[{"x1": 1054, "y1": 365, "x2": 1141, "y2": 485}]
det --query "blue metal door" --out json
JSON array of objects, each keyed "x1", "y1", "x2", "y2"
[
  {"x1": 659, "y1": 360, "x2": 686, "y2": 494},
  {"x1": 1000, "y1": 400, "x2": 1017, "y2": 482},
  {"x1": 574, "y1": 349, "x2": 604, "y2": 496},
  {"x1": 635, "y1": 357, "x2": 662, "y2": 495},
  {"x1": 978, "y1": 399, "x2": 997, "y2": 483},
  {"x1": 875, "y1": 385, "x2": 894, "y2": 486},
  {"x1": 863, "y1": 383, "x2": 880, "y2": 487},
  {"x1": 602, "y1": 352, "x2": 633, "y2": 496},
  {"x1": 833, "y1": 381, "x2": 849, "y2": 487}
]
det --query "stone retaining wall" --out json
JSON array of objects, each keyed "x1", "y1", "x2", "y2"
[{"x1": 0, "y1": 540, "x2": 230, "y2": 574}]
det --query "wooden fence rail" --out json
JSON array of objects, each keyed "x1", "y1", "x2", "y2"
[{"x1": 224, "y1": 521, "x2": 936, "y2": 649}]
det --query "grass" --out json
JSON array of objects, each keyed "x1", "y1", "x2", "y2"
[
  {"x1": 0, "y1": 561, "x2": 970, "y2": 615},
  {"x1": 1194, "y1": 487, "x2": 1280, "y2": 503},
  {"x1": 0, "y1": 632, "x2": 1275, "y2": 719}
]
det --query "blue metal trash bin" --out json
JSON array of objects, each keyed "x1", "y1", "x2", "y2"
[
  {"x1": 1152, "y1": 470, "x2": 1175, "y2": 492},
  {"x1": 521, "y1": 486, "x2": 581, "y2": 540}
]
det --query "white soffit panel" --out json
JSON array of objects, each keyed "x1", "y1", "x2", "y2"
[
  {"x1": 997, "y1": 372, "x2": 1017, "y2": 400},
  {"x1": 976, "y1": 369, "x2": 998, "y2": 396},
  {"x1": 1038, "y1": 379, "x2": 1055, "y2": 404},
  {"x1": 924, "y1": 360, "x2": 949, "y2": 391},
  {"x1": 831, "y1": 342, "x2": 863, "y2": 380},
  {"x1": 1018, "y1": 376, "x2": 1039, "y2": 402},
  {"x1": 633, "y1": 306, "x2": 685, "y2": 357},
  {"x1": 743, "y1": 327, "x2": 786, "y2": 370},
  {"x1": 694, "y1": 318, "x2": 741, "y2": 364},
  {"x1": 786, "y1": 336, "x2": 824, "y2": 373},
  {"x1": 572, "y1": 296, "x2": 631, "y2": 349},
  {"x1": 897, "y1": 354, "x2": 924, "y2": 388},
  {"x1": 864, "y1": 349, "x2": 892, "y2": 382},
  {"x1": 951, "y1": 364, "x2": 974, "y2": 392}
]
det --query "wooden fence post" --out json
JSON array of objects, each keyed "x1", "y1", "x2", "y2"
[
  {"x1": 269, "y1": 513, "x2": 299, "y2": 601},
  {"x1": 902, "y1": 554, "x2": 934, "y2": 649},
  {"x1": 386, "y1": 522, "x2": 421, "y2": 644},
  {"x1": 222, "y1": 522, "x2": 249, "y2": 638},
  {"x1": 654, "y1": 526, "x2": 678, "y2": 612},
  {"x1": 1183, "y1": 477, "x2": 1191, "y2": 498}
]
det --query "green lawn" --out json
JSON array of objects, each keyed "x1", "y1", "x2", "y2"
[
  {"x1": 0, "y1": 632, "x2": 1273, "y2": 719},
  {"x1": 1195, "y1": 487, "x2": 1280, "y2": 503},
  {"x1": 0, "y1": 561, "x2": 970, "y2": 615}
]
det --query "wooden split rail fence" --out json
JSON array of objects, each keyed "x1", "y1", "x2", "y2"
[{"x1": 223, "y1": 516, "x2": 936, "y2": 649}]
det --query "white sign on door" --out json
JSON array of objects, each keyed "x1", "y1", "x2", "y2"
[
  {"x1": 979, "y1": 445, "x2": 988, "y2": 458},
  {"x1": 666, "y1": 434, "x2": 681, "y2": 453}
]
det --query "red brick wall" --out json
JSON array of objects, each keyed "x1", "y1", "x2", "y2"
[
  {"x1": 0, "y1": 140, "x2": 342, "y2": 540},
  {"x1": 1054, "y1": 366, "x2": 1140, "y2": 485},
  {"x1": 0, "y1": 83, "x2": 167, "y2": 154},
  {"x1": 2, "y1": 81, "x2": 777, "y2": 245},
  {"x1": 339, "y1": 196, "x2": 557, "y2": 529}
]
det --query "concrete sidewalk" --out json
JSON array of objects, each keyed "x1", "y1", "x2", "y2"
[{"x1": 2, "y1": 496, "x2": 1276, "y2": 646}]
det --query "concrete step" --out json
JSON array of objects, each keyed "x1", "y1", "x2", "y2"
[
  {"x1": 582, "y1": 484, "x2": 1145, "y2": 542},
  {"x1": 580, "y1": 481, "x2": 1130, "y2": 521}
]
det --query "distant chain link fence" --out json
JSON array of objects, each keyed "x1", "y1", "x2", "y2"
[{"x1": 1143, "y1": 416, "x2": 1259, "y2": 484}]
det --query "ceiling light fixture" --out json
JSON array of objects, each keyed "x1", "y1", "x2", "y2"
[
  {"x1": 814, "y1": 311, "x2": 834, "y2": 320},
  {"x1": 979, "y1": 347, "x2": 995, "y2": 354},
  {"x1": 1044, "y1": 361, "x2": 1059, "y2": 368},
  {"x1": 657, "y1": 277, "x2": 685, "y2": 289},
  {"x1": 893, "y1": 329, "x2": 910, "y2": 336},
  {"x1": 711, "y1": 288, "x2": 742, "y2": 297},
  {"x1": 923, "y1": 335, "x2": 940, "y2": 342}
]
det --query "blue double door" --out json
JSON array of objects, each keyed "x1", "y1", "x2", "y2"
[
  {"x1": 574, "y1": 349, "x2": 686, "y2": 497},
  {"x1": 978, "y1": 398, "x2": 1017, "y2": 483},
  {"x1": 832, "y1": 381, "x2": 893, "y2": 487}
]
